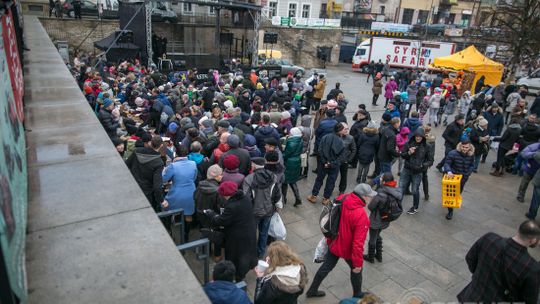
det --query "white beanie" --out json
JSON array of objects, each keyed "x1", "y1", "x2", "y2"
[{"x1": 290, "y1": 127, "x2": 302, "y2": 137}]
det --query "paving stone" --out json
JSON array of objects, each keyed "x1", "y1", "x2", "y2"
[
  {"x1": 368, "y1": 279, "x2": 406, "y2": 303},
  {"x1": 416, "y1": 241, "x2": 468, "y2": 269},
  {"x1": 287, "y1": 219, "x2": 322, "y2": 240},
  {"x1": 413, "y1": 259, "x2": 461, "y2": 289},
  {"x1": 383, "y1": 238, "x2": 427, "y2": 268},
  {"x1": 376, "y1": 260, "x2": 427, "y2": 289},
  {"x1": 451, "y1": 230, "x2": 479, "y2": 247},
  {"x1": 412, "y1": 280, "x2": 458, "y2": 303}
]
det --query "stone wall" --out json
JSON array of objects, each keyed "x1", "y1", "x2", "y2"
[
  {"x1": 39, "y1": 17, "x2": 255, "y2": 59},
  {"x1": 258, "y1": 26, "x2": 342, "y2": 69}
]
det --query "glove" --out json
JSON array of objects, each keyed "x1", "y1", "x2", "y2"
[{"x1": 203, "y1": 209, "x2": 217, "y2": 218}]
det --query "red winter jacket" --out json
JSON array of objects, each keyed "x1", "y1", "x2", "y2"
[{"x1": 329, "y1": 193, "x2": 370, "y2": 268}]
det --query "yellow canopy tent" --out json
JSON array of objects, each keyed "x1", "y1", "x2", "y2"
[{"x1": 432, "y1": 45, "x2": 504, "y2": 89}]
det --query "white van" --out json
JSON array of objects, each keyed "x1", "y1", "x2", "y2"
[{"x1": 517, "y1": 68, "x2": 540, "y2": 95}]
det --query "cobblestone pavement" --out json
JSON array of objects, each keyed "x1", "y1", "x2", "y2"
[{"x1": 197, "y1": 64, "x2": 540, "y2": 303}]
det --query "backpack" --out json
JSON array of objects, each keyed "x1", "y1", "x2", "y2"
[
  {"x1": 319, "y1": 195, "x2": 347, "y2": 239},
  {"x1": 378, "y1": 193, "x2": 403, "y2": 222}
]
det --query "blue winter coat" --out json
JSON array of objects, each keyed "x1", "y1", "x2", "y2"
[
  {"x1": 204, "y1": 280, "x2": 252, "y2": 304},
  {"x1": 315, "y1": 118, "x2": 338, "y2": 150},
  {"x1": 163, "y1": 158, "x2": 198, "y2": 215},
  {"x1": 402, "y1": 117, "x2": 421, "y2": 135},
  {"x1": 443, "y1": 143, "x2": 475, "y2": 179},
  {"x1": 483, "y1": 110, "x2": 504, "y2": 136},
  {"x1": 254, "y1": 125, "x2": 280, "y2": 152}
]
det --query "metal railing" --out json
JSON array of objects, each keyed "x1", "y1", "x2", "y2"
[
  {"x1": 177, "y1": 238, "x2": 211, "y2": 284},
  {"x1": 157, "y1": 208, "x2": 185, "y2": 245}
]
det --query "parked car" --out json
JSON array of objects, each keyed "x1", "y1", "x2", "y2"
[
  {"x1": 63, "y1": 0, "x2": 118, "y2": 19},
  {"x1": 412, "y1": 23, "x2": 463, "y2": 36},
  {"x1": 517, "y1": 68, "x2": 540, "y2": 95},
  {"x1": 261, "y1": 59, "x2": 305, "y2": 77}
]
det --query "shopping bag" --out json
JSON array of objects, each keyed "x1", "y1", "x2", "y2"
[
  {"x1": 268, "y1": 212, "x2": 286, "y2": 240},
  {"x1": 313, "y1": 237, "x2": 328, "y2": 263}
]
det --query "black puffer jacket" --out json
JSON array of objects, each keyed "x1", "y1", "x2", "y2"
[
  {"x1": 194, "y1": 179, "x2": 223, "y2": 228},
  {"x1": 349, "y1": 118, "x2": 369, "y2": 139},
  {"x1": 499, "y1": 123, "x2": 522, "y2": 150},
  {"x1": 378, "y1": 125, "x2": 399, "y2": 163},
  {"x1": 356, "y1": 127, "x2": 379, "y2": 164},
  {"x1": 368, "y1": 185, "x2": 403, "y2": 230},
  {"x1": 98, "y1": 108, "x2": 119, "y2": 138},
  {"x1": 254, "y1": 264, "x2": 308, "y2": 304},
  {"x1": 520, "y1": 121, "x2": 540, "y2": 148},
  {"x1": 401, "y1": 137, "x2": 434, "y2": 174},
  {"x1": 442, "y1": 121, "x2": 464, "y2": 150},
  {"x1": 318, "y1": 133, "x2": 345, "y2": 168},
  {"x1": 444, "y1": 143, "x2": 475, "y2": 179},
  {"x1": 469, "y1": 126, "x2": 489, "y2": 156},
  {"x1": 125, "y1": 147, "x2": 165, "y2": 209},
  {"x1": 269, "y1": 90, "x2": 290, "y2": 105}
]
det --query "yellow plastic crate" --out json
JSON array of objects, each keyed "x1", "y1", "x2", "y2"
[{"x1": 442, "y1": 174, "x2": 462, "y2": 208}]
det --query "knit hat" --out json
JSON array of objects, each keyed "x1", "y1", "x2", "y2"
[
  {"x1": 290, "y1": 127, "x2": 302, "y2": 137},
  {"x1": 84, "y1": 86, "x2": 93, "y2": 94},
  {"x1": 240, "y1": 112, "x2": 250, "y2": 122},
  {"x1": 227, "y1": 134, "x2": 240, "y2": 148},
  {"x1": 367, "y1": 120, "x2": 378, "y2": 129},
  {"x1": 382, "y1": 113, "x2": 392, "y2": 122},
  {"x1": 168, "y1": 122, "x2": 179, "y2": 133},
  {"x1": 217, "y1": 120, "x2": 231, "y2": 129},
  {"x1": 251, "y1": 157, "x2": 266, "y2": 167},
  {"x1": 256, "y1": 82, "x2": 263, "y2": 90},
  {"x1": 414, "y1": 127, "x2": 425, "y2": 137},
  {"x1": 201, "y1": 119, "x2": 213, "y2": 129},
  {"x1": 180, "y1": 117, "x2": 192, "y2": 127},
  {"x1": 135, "y1": 97, "x2": 145, "y2": 107},
  {"x1": 353, "y1": 183, "x2": 378, "y2": 197},
  {"x1": 281, "y1": 111, "x2": 291, "y2": 120},
  {"x1": 327, "y1": 99, "x2": 338, "y2": 109},
  {"x1": 103, "y1": 98, "x2": 114, "y2": 108},
  {"x1": 244, "y1": 134, "x2": 256, "y2": 147},
  {"x1": 265, "y1": 150, "x2": 279, "y2": 163},
  {"x1": 206, "y1": 164, "x2": 223, "y2": 180},
  {"x1": 223, "y1": 154, "x2": 240, "y2": 170},
  {"x1": 325, "y1": 109, "x2": 335, "y2": 117},
  {"x1": 265, "y1": 137, "x2": 279, "y2": 147},
  {"x1": 224, "y1": 100, "x2": 234, "y2": 109},
  {"x1": 218, "y1": 181, "x2": 238, "y2": 197}
]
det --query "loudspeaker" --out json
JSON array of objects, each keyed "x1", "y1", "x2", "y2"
[
  {"x1": 220, "y1": 33, "x2": 234, "y2": 45},
  {"x1": 116, "y1": 30, "x2": 134, "y2": 43},
  {"x1": 263, "y1": 32, "x2": 278, "y2": 44}
]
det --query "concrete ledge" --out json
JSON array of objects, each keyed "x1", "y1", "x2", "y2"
[{"x1": 24, "y1": 15, "x2": 209, "y2": 303}]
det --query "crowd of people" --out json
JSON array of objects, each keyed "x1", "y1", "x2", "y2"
[{"x1": 71, "y1": 55, "x2": 540, "y2": 303}]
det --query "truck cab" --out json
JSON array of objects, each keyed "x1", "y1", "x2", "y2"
[{"x1": 352, "y1": 40, "x2": 370, "y2": 72}]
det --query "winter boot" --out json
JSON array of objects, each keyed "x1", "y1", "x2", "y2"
[
  {"x1": 363, "y1": 244, "x2": 375, "y2": 263},
  {"x1": 490, "y1": 168, "x2": 502, "y2": 177},
  {"x1": 375, "y1": 238, "x2": 383, "y2": 262}
]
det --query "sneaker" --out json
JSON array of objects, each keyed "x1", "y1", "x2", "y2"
[
  {"x1": 407, "y1": 207, "x2": 418, "y2": 215},
  {"x1": 322, "y1": 198, "x2": 331, "y2": 205},
  {"x1": 307, "y1": 195, "x2": 318, "y2": 204},
  {"x1": 306, "y1": 290, "x2": 326, "y2": 298}
]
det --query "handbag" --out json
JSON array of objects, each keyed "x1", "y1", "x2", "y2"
[
  {"x1": 268, "y1": 212, "x2": 286, "y2": 240},
  {"x1": 300, "y1": 153, "x2": 308, "y2": 168},
  {"x1": 200, "y1": 228, "x2": 225, "y2": 246}
]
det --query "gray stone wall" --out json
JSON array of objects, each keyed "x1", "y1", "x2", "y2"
[{"x1": 259, "y1": 26, "x2": 342, "y2": 69}]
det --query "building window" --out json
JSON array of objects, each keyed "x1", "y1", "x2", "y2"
[
  {"x1": 461, "y1": 14, "x2": 471, "y2": 26},
  {"x1": 448, "y1": 13, "x2": 456, "y2": 24},
  {"x1": 380, "y1": 5, "x2": 385, "y2": 15},
  {"x1": 320, "y1": 3, "x2": 328, "y2": 18},
  {"x1": 417, "y1": 10, "x2": 429, "y2": 24},
  {"x1": 301, "y1": 4, "x2": 310, "y2": 18},
  {"x1": 402, "y1": 8, "x2": 414, "y2": 24},
  {"x1": 288, "y1": 3, "x2": 297, "y2": 18},
  {"x1": 183, "y1": 3, "x2": 193, "y2": 14},
  {"x1": 268, "y1": 1, "x2": 278, "y2": 17},
  {"x1": 209, "y1": 0, "x2": 217, "y2": 15}
]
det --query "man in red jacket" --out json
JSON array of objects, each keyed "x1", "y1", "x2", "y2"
[{"x1": 306, "y1": 183, "x2": 376, "y2": 298}]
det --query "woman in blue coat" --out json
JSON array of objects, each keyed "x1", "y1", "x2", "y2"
[{"x1": 163, "y1": 145, "x2": 198, "y2": 239}]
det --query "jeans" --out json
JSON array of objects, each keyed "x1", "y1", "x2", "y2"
[
  {"x1": 473, "y1": 154, "x2": 481, "y2": 171},
  {"x1": 399, "y1": 168, "x2": 422, "y2": 209},
  {"x1": 357, "y1": 162, "x2": 371, "y2": 183},
  {"x1": 372, "y1": 94, "x2": 379, "y2": 105},
  {"x1": 255, "y1": 216, "x2": 272, "y2": 257},
  {"x1": 308, "y1": 251, "x2": 363, "y2": 297},
  {"x1": 428, "y1": 108, "x2": 439, "y2": 126},
  {"x1": 518, "y1": 172, "x2": 533, "y2": 200},
  {"x1": 422, "y1": 170, "x2": 429, "y2": 197},
  {"x1": 312, "y1": 161, "x2": 340, "y2": 199},
  {"x1": 527, "y1": 186, "x2": 540, "y2": 220},
  {"x1": 368, "y1": 228, "x2": 382, "y2": 248},
  {"x1": 512, "y1": 153, "x2": 524, "y2": 175},
  {"x1": 339, "y1": 163, "x2": 349, "y2": 193},
  {"x1": 374, "y1": 161, "x2": 392, "y2": 185}
]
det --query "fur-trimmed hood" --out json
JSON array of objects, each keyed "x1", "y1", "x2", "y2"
[
  {"x1": 363, "y1": 127, "x2": 378, "y2": 135},
  {"x1": 456, "y1": 142, "x2": 475, "y2": 156},
  {"x1": 266, "y1": 264, "x2": 308, "y2": 295}
]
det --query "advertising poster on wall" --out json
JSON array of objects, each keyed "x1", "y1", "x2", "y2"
[{"x1": 0, "y1": 10, "x2": 28, "y2": 302}]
